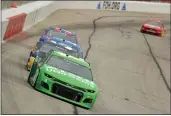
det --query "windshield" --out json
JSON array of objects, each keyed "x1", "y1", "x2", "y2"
[
  {"x1": 38, "y1": 51, "x2": 47, "y2": 59},
  {"x1": 39, "y1": 44, "x2": 57, "y2": 53},
  {"x1": 46, "y1": 55, "x2": 93, "y2": 81},
  {"x1": 147, "y1": 21, "x2": 162, "y2": 27},
  {"x1": 47, "y1": 30, "x2": 77, "y2": 44}
]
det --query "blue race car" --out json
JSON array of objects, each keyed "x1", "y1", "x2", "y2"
[
  {"x1": 40, "y1": 27, "x2": 78, "y2": 44},
  {"x1": 27, "y1": 40, "x2": 84, "y2": 71},
  {"x1": 49, "y1": 36, "x2": 83, "y2": 58}
]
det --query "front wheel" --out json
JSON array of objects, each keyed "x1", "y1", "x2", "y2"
[
  {"x1": 28, "y1": 69, "x2": 39, "y2": 88},
  {"x1": 140, "y1": 29, "x2": 145, "y2": 33}
]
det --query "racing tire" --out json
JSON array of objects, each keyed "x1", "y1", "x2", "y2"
[
  {"x1": 26, "y1": 64, "x2": 30, "y2": 71},
  {"x1": 27, "y1": 69, "x2": 39, "y2": 88},
  {"x1": 140, "y1": 29, "x2": 145, "y2": 33}
]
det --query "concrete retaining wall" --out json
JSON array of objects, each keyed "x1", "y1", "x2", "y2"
[{"x1": 1, "y1": 1, "x2": 170, "y2": 41}]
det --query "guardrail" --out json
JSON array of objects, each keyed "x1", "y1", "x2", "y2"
[
  {"x1": 3, "y1": 13, "x2": 27, "y2": 40},
  {"x1": 1, "y1": 1, "x2": 170, "y2": 42}
]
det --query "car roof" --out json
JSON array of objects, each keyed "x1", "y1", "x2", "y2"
[
  {"x1": 50, "y1": 37, "x2": 80, "y2": 50},
  {"x1": 51, "y1": 51, "x2": 90, "y2": 68},
  {"x1": 48, "y1": 27, "x2": 78, "y2": 43}
]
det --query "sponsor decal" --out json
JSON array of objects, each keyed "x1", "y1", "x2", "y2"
[
  {"x1": 121, "y1": 3, "x2": 126, "y2": 11},
  {"x1": 46, "y1": 66, "x2": 95, "y2": 87},
  {"x1": 103, "y1": 1, "x2": 120, "y2": 10}
]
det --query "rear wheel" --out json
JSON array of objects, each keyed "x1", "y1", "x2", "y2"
[
  {"x1": 27, "y1": 59, "x2": 39, "y2": 88},
  {"x1": 140, "y1": 29, "x2": 145, "y2": 33}
]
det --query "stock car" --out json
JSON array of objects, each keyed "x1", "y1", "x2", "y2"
[
  {"x1": 27, "y1": 50, "x2": 99, "y2": 109},
  {"x1": 26, "y1": 40, "x2": 83, "y2": 71},
  {"x1": 40, "y1": 27, "x2": 78, "y2": 44},
  {"x1": 140, "y1": 20, "x2": 166, "y2": 37}
]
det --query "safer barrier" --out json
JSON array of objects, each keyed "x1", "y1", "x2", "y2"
[
  {"x1": 23, "y1": 1, "x2": 54, "y2": 30},
  {"x1": 1, "y1": 1, "x2": 170, "y2": 42},
  {"x1": 1, "y1": 19, "x2": 9, "y2": 41},
  {"x1": 23, "y1": 10, "x2": 38, "y2": 30},
  {"x1": 34, "y1": 2, "x2": 56, "y2": 25},
  {"x1": 3, "y1": 13, "x2": 27, "y2": 40}
]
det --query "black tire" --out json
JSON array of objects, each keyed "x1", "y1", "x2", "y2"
[
  {"x1": 27, "y1": 69, "x2": 39, "y2": 88},
  {"x1": 27, "y1": 72, "x2": 32, "y2": 84},
  {"x1": 141, "y1": 29, "x2": 144, "y2": 33},
  {"x1": 26, "y1": 64, "x2": 30, "y2": 71}
]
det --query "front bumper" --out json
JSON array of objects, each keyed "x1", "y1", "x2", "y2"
[{"x1": 35, "y1": 74, "x2": 97, "y2": 109}]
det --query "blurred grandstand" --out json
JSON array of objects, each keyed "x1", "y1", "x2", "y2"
[
  {"x1": 136, "y1": 0, "x2": 171, "y2": 3},
  {"x1": 1, "y1": 0, "x2": 35, "y2": 10},
  {"x1": 1, "y1": 0, "x2": 170, "y2": 10}
]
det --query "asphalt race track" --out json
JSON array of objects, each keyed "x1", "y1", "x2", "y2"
[{"x1": 1, "y1": 10, "x2": 170, "y2": 114}]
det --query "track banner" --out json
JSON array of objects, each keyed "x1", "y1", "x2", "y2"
[{"x1": 121, "y1": 3, "x2": 126, "y2": 10}]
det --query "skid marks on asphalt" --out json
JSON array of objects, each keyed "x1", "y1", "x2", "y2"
[
  {"x1": 2, "y1": 10, "x2": 170, "y2": 114},
  {"x1": 80, "y1": 16, "x2": 169, "y2": 113}
]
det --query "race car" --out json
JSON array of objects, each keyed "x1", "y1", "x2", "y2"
[
  {"x1": 140, "y1": 20, "x2": 166, "y2": 37},
  {"x1": 40, "y1": 27, "x2": 78, "y2": 44},
  {"x1": 26, "y1": 40, "x2": 83, "y2": 71},
  {"x1": 27, "y1": 50, "x2": 99, "y2": 109}
]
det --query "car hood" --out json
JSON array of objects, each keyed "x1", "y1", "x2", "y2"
[{"x1": 41, "y1": 64, "x2": 98, "y2": 91}]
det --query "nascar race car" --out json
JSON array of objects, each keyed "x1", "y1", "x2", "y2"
[
  {"x1": 140, "y1": 20, "x2": 166, "y2": 37},
  {"x1": 27, "y1": 50, "x2": 99, "y2": 109},
  {"x1": 26, "y1": 40, "x2": 83, "y2": 71},
  {"x1": 40, "y1": 27, "x2": 78, "y2": 44}
]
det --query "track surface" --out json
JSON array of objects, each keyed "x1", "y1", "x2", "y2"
[{"x1": 1, "y1": 10, "x2": 170, "y2": 114}]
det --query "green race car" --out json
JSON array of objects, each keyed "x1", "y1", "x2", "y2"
[{"x1": 27, "y1": 50, "x2": 98, "y2": 109}]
